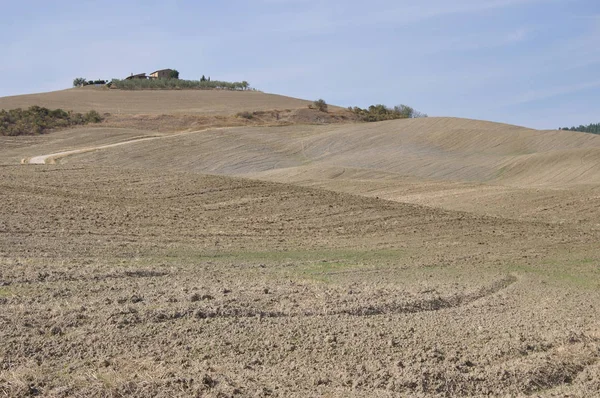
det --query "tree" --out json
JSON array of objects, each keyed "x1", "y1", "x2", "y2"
[
  {"x1": 349, "y1": 103, "x2": 426, "y2": 122},
  {"x1": 200, "y1": 75, "x2": 207, "y2": 82},
  {"x1": 169, "y1": 69, "x2": 180, "y2": 79},
  {"x1": 73, "y1": 77, "x2": 87, "y2": 87},
  {"x1": 394, "y1": 104, "x2": 414, "y2": 118},
  {"x1": 312, "y1": 99, "x2": 328, "y2": 112},
  {"x1": 241, "y1": 81, "x2": 249, "y2": 90}
]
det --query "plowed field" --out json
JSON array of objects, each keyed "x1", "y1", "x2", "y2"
[{"x1": 1, "y1": 92, "x2": 599, "y2": 397}]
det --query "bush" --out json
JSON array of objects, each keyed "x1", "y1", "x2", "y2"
[
  {"x1": 311, "y1": 99, "x2": 328, "y2": 112},
  {"x1": 0, "y1": 106, "x2": 103, "y2": 136},
  {"x1": 84, "y1": 110, "x2": 103, "y2": 123},
  {"x1": 236, "y1": 111, "x2": 254, "y2": 120}
]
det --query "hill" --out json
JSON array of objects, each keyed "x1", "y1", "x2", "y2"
[
  {"x1": 2, "y1": 90, "x2": 600, "y2": 397},
  {"x1": 34, "y1": 116, "x2": 597, "y2": 225},
  {"x1": 0, "y1": 86, "x2": 313, "y2": 115},
  {"x1": 58, "y1": 116, "x2": 600, "y2": 188}
]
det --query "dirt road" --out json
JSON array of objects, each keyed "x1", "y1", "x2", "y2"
[
  {"x1": 22, "y1": 127, "x2": 230, "y2": 165},
  {"x1": 24, "y1": 136, "x2": 158, "y2": 164}
]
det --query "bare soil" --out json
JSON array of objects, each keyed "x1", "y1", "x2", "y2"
[
  {"x1": 1, "y1": 165, "x2": 599, "y2": 397},
  {"x1": 1, "y1": 90, "x2": 599, "y2": 397},
  {"x1": 0, "y1": 87, "x2": 314, "y2": 116}
]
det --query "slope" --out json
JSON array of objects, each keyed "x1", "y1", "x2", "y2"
[
  {"x1": 59, "y1": 116, "x2": 600, "y2": 187},
  {"x1": 48, "y1": 116, "x2": 600, "y2": 224},
  {"x1": 0, "y1": 86, "x2": 312, "y2": 115}
]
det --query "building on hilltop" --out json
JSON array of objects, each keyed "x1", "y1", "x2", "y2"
[
  {"x1": 125, "y1": 73, "x2": 148, "y2": 80},
  {"x1": 149, "y1": 69, "x2": 175, "y2": 79}
]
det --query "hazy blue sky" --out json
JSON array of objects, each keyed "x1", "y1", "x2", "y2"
[{"x1": 1, "y1": 0, "x2": 598, "y2": 129}]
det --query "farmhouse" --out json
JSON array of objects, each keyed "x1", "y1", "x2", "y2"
[
  {"x1": 125, "y1": 73, "x2": 148, "y2": 80},
  {"x1": 149, "y1": 69, "x2": 174, "y2": 79}
]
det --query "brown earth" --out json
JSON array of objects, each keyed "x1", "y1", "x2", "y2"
[
  {"x1": 0, "y1": 86, "x2": 327, "y2": 116},
  {"x1": 1, "y1": 90, "x2": 599, "y2": 397},
  {"x1": 51, "y1": 117, "x2": 600, "y2": 225},
  {"x1": 1, "y1": 166, "x2": 599, "y2": 397}
]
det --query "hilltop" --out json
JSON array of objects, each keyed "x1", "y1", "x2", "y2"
[{"x1": 0, "y1": 86, "x2": 312, "y2": 115}]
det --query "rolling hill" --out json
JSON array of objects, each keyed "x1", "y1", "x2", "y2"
[
  {"x1": 0, "y1": 86, "x2": 312, "y2": 115},
  {"x1": 44, "y1": 115, "x2": 599, "y2": 225},
  {"x1": 2, "y1": 88, "x2": 600, "y2": 397},
  {"x1": 42, "y1": 116, "x2": 599, "y2": 187},
  {"x1": 3, "y1": 86, "x2": 599, "y2": 224}
]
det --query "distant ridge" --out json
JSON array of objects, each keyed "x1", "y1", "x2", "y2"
[{"x1": 0, "y1": 87, "x2": 312, "y2": 115}]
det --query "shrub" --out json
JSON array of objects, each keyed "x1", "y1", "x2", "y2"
[
  {"x1": 312, "y1": 99, "x2": 328, "y2": 112},
  {"x1": 0, "y1": 106, "x2": 103, "y2": 136},
  {"x1": 236, "y1": 111, "x2": 254, "y2": 120},
  {"x1": 84, "y1": 110, "x2": 103, "y2": 123}
]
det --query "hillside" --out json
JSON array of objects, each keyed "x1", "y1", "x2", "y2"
[
  {"x1": 34, "y1": 116, "x2": 596, "y2": 225},
  {"x1": 0, "y1": 86, "x2": 312, "y2": 115},
  {"x1": 2, "y1": 89, "x2": 600, "y2": 397},
  {"x1": 60, "y1": 117, "x2": 600, "y2": 188}
]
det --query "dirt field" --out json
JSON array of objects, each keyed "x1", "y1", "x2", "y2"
[
  {"x1": 1, "y1": 91, "x2": 599, "y2": 397},
  {"x1": 1, "y1": 165, "x2": 599, "y2": 397},
  {"x1": 0, "y1": 86, "x2": 313, "y2": 116},
  {"x1": 50, "y1": 117, "x2": 600, "y2": 224}
]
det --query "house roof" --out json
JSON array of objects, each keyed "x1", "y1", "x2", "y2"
[
  {"x1": 149, "y1": 69, "x2": 173, "y2": 75},
  {"x1": 125, "y1": 73, "x2": 147, "y2": 79}
]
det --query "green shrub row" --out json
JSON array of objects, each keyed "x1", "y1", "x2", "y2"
[
  {"x1": 0, "y1": 106, "x2": 102, "y2": 136},
  {"x1": 109, "y1": 78, "x2": 251, "y2": 91}
]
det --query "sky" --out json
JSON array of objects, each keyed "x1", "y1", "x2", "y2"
[{"x1": 1, "y1": 0, "x2": 598, "y2": 129}]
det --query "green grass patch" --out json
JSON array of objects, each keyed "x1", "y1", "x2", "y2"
[
  {"x1": 164, "y1": 247, "x2": 408, "y2": 265},
  {"x1": 158, "y1": 247, "x2": 411, "y2": 283},
  {"x1": 507, "y1": 257, "x2": 600, "y2": 289}
]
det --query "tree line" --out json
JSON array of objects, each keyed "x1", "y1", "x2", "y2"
[
  {"x1": 73, "y1": 78, "x2": 108, "y2": 87},
  {"x1": 0, "y1": 106, "x2": 102, "y2": 136},
  {"x1": 309, "y1": 99, "x2": 427, "y2": 122},
  {"x1": 349, "y1": 104, "x2": 427, "y2": 122},
  {"x1": 560, "y1": 122, "x2": 600, "y2": 135},
  {"x1": 108, "y1": 78, "x2": 252, "y2": 91}
]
